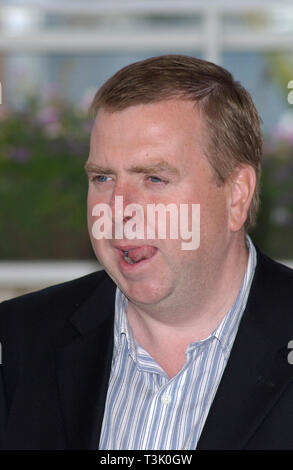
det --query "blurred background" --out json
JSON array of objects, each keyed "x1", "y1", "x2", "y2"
[{"x1": 0, "y1": 0, "x2": 293, "y2": 300}]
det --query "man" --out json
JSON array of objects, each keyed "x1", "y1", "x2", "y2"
[{"x1": 0, "y1": 55, "x2": 293, "y2": 450}]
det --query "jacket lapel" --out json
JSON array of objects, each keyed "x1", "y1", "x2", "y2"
[
  {"x1": 197, "y1": 251, "x2": 293, "y2": 449},
  {"x1": 55, "y1": 273, "x2": 116, "y2": 449}
]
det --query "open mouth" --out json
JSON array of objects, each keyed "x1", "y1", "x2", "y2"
[
  {"x1": 119, "y1": 246, "x2": 157, "y2": 265},
  {"x1": 122, "y1": 251, "x2": 136, "y2": 265}
]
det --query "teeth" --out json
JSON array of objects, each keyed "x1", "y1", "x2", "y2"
[{"x1": 123, "y1": 250, "x2": 135, "y2": 264}]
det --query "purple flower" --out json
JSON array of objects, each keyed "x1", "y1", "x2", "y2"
[
  {"x1": 9, "y1": 147, "x2": 31, "y2": 163},
  {"x1": 36, "y1": 106, "x2": 60, "y2": 126}
]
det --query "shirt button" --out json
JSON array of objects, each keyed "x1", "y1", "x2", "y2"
[{"x1": 161, "y1": 394, "x2": 171, "y2": 405}]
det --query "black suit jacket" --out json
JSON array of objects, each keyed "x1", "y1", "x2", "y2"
[{"x1": 0, "y1": 249, "x2": 293, "y2": 450}]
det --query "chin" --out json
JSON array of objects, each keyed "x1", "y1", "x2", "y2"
[
  {"x1": 98, "y1": 249, "x2": 173, "y2": 306},
  {"x1": 119, "y1": 278, "x2": 173, "y2": 308}
]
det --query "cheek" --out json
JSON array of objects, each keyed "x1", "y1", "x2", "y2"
[
  {"x1": 87, "y1": 190, "x2": 106, "y2": 235},
  {"x1": 200, "y1": 192, "x2": 230, "y2": 245},
  {"x1": 87, "y1": 185, "x2": 102, "y2": 206},
  {"x1": 87, "y1": 195, "x2": 102, "y2": 253}
]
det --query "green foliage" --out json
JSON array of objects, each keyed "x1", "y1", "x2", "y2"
[
  {"x1": 250, "y1": 132, "x2": 293, "y2": 260},
  {"x1": 0, "y1": 92, "x2": 94, "y2": 259}
]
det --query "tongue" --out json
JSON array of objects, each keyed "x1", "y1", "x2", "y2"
[{"x1": 127, "y1": 246, "x2": 157, "y2": 263}]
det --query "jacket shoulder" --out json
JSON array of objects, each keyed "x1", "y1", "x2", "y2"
[
  {"x1": 246, "y1": 248, "x2": 293, "y2": 345},
  {"x1": 0, "y1": 269, "x2": 109, "y2": 351},
  {"x1": 255, "y1": 248, "x2": 293, "y2": 288}
]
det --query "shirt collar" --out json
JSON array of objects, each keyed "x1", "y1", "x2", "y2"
[
  {"x1": 113, "y1": 235, "x2": 257, "y2": 360},
  {"x1": 114, "y1": 288, "x2": 138, "y2": 360}
]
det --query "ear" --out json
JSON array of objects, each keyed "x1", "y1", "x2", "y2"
[{"x1": 228, "y1": 165, "x2": 256, "y2": 232}]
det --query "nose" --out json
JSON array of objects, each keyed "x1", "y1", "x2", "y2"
[{"x1": 109, "y1": 180, "x2": 141, "y2": 225}]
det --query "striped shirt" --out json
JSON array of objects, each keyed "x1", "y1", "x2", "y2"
[{"x1": 99, "y1": 236, "x2": 257, "y2": 450}]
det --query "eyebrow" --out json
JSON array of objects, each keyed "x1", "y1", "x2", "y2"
[
  {"x1": 84, "y1": 163, "x2": 113, "y2": 175},
  {"x1": 85, "y1": 160, "x2": 179, "y2": 176},
  {"x1": 128, "y1": 160, "x2": 179, "y2": 176}
]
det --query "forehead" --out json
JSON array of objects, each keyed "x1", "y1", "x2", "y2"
[
  {"x1": 90, "y1": 100, "x2": 207, "y2": 167},
  {"x1": 94, "y1": 99, "x2": 203, "y2": 140}
]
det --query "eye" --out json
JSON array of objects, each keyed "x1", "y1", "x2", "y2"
[
  {"x1": 92, "y1": 175, "x2": 112, "y2": 183},
  {"x1": 148, "y1": 175, "x2": 165, "y2": 184}
]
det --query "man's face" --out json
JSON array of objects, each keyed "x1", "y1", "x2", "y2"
[{"x1": 86, "y1": 99, "x2": 232, "y2": 311}]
